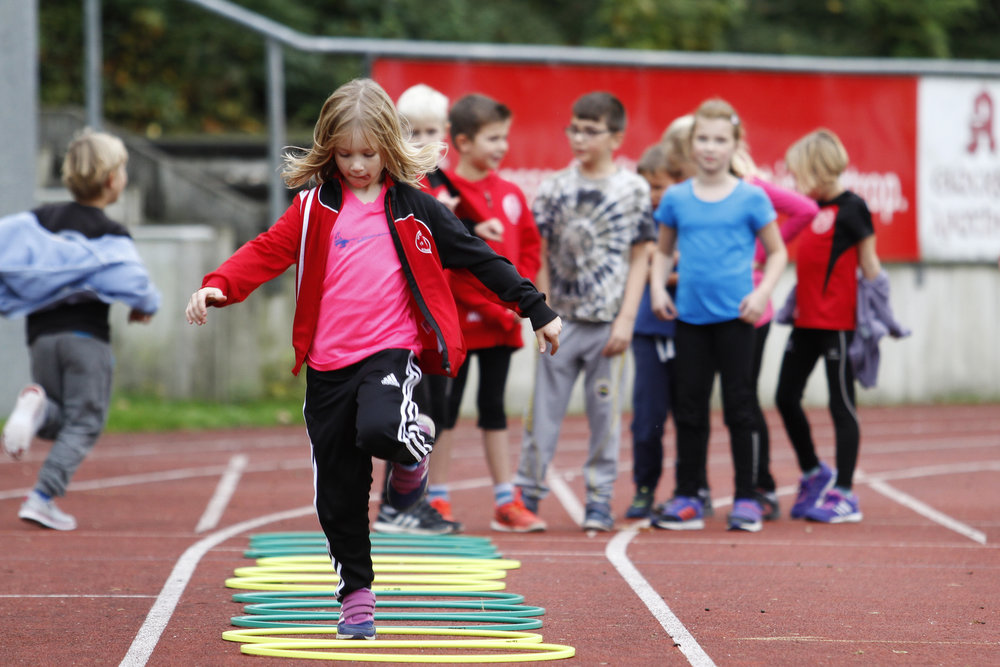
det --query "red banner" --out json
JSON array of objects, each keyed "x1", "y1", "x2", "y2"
[{"x1": 373, "y1": 59, "x2": 919, "y2": 261}]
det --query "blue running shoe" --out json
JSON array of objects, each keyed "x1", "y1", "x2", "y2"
[
  {"x1": 336, "y1": 619, "x2": 375, "y2": 640},
  {"x1": 728, "y1": 498, "x2": 764, "y2": 532},
  {"x1": 789, "y1": 462, "x2": 835, "y2": 519},
  {"x1": 624, "y1": 487, "x2": 654, "y2": 519},
  {"x1": 652, "y1": 496, "x2": 704, "y2": 530},
  {"x1": 805, "y1": 488, "x2": 863, "y2": 523},
  {"x1": 582, "y1": 501, "x2": 614, "y2": 531}
]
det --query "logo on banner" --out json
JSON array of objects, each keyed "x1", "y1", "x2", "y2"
[{"x1": 967, "y1": 90, "x2": 995, "y2": 155}]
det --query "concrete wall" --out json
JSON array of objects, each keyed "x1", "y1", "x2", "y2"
[{"x1": 4, "y1": 223, "x2": 996, "y2": 416}]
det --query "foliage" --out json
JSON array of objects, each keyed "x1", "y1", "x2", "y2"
[
  {"x1": 103, "y1": 394, "x2": 304, "y2": 432},
  {"x1": 38, "y1": 0, "x2": 1000, "y2": 137}
]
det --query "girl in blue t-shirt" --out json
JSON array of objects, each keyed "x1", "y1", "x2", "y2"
[{"x1": 649, "y1": 98, "x2": 787, "y2": 532}]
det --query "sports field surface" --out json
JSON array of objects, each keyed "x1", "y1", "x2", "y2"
[{"x1": 2, "y1": 403, "x2": 997, "y2": 665}]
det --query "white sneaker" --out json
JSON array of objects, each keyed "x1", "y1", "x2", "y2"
[
  {"x1": 2, "y1": 384, "x2": 47, "y2": 459},
  {"x1": 19, "y1": 490, "x2": 77, "y2": 531}
]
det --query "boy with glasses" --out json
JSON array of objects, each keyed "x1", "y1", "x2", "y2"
[{"x1": 513, "y1": 92, "x2": 655, "y2": 531}]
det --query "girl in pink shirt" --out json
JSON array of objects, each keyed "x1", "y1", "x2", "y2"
[{"x1": 185, "y1": 79, "x2": 562, "y2": 640}]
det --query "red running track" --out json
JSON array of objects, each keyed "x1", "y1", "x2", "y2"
[{"x1": 1, "y1": 403, "x2": 997, "y2": 666}]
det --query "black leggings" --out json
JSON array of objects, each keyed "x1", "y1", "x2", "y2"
[
  {"x1": 750, "y1": 321, "x2": 776, "y2": 491},
  {"x1": 775, "y1": 328, "x2": 859, "y2": 490},
  {"x1": 444, "y1": 346, "x2": 516, "y2": 431},
  {"x1": 672, "y1": 319, "x2": 758, "y2": 501}
]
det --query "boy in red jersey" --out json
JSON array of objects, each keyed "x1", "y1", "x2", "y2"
[{"x1": 429, "y1": 93, "x2": 547, "y2": 532}]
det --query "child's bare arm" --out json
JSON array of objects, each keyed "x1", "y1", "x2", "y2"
[
  {"x1": 740, "y1": 221, "x2": 786, "y2": 324},
  {"x1": 649, "y1": 226, "x2": 678, "y2": 320},
  {"x1": 603, "y1": 241, "x2": 652, "y2": 356},
  {"x1": 185, "y1": 287, "x2": 227, "y2": 326},
  {"x1": 857, "y1": 236, "x2": 882, "y2": 280}
]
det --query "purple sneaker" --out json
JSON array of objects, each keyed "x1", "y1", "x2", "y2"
[
  {"x1": 790, "y1": 462, "x2": 835, "y2": 519},
  {"x1": 805, "y1": 488, "x2": 863, "y2": 523},
  {"x1": 727, "y1": 498, "x2": 764, "y2": 532},
  {"x1": 337, "y1": 588, "x2": 376, "y2": 640},
  {"x1": 652, "y1": 496, "x2": 704, "y2": 530}
]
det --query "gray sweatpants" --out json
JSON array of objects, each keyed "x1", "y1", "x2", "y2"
[
  {"x1": 29, "y1": 333, "x2": 114, "y2": 498},
  {"x1": 514, "y1": 320, "x2": 626, "y2": 506}
]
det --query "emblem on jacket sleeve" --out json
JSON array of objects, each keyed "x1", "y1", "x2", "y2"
[{"x1": 415, "y1": 229, "x2": 433, "y2": 254}]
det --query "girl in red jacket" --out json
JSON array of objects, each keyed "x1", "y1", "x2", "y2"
[{"x1": 185, "y1": 78, "x2": 561, "y2": 640}]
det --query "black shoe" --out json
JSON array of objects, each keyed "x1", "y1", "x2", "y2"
[
  {"x1": 697, "y1": 487, "x2": 714, "y2": 518},
  {"x1": 754, "y1": 489, "x2": 781, "y2": 521},
  {"x1": 373, "y1": 498, "x2": 462, "y2": 535}
]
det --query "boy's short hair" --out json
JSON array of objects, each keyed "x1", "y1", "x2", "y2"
[
  {"x1": 448, "y1": 94, "x2": 511, "y2": 143},
  {"x1": 636, "y1": 144, "x2": 670, "y2": 175},
  {"x1": 61, "y1": 129, "x2": 128, "y2": 202},
  {"x1": 785, "y1": 128, "x2": 849, "y2": 196},
  {"x1": 396, "y1": 83, "x2": 449, "y2": 122},
  {"x1": 572, "y1": 92, "x2": 626, "y2": 133}
]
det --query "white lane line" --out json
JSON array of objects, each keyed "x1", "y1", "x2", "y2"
[
  {"x1": 0, "y1": 459, "x2": 311, "y2": 501},
  {"x1": 606, "y1": 528, "x2": 716, "y2": 667},
  {"x1": 863, "y1": 476, "x2": 987, "y2": 545},
  {"x1": 0, "y1": 594, "x2": 156, "y2": 598},
  {"x1": 546, "y1": 465, "x2": 715, "y2": 666},
  {"x1": 195, "y1": 454, "x2": 248, "y2": 533},
  {"x1": 546, "y1": 466, "x2": 584, "y2": 525},
  {"x1": 118, "y1": 505, "x2": 314, "y2": 667}
]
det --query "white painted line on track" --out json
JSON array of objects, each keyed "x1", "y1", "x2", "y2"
[
  {"x1": 119, "y1": 505, "x2": 314, "y2": 667},
  {"x1": 606, "y1": 527, "x2": 716, "y2": 667},
  {"x1": 0, "y1": 459, "x2": 311, "y2": 501},
  {"x1": 546, "y1": 465, "x2": 715, "y2": 665},
  {"x1": 546, "y1": 466, "x2": 585, "y2": 525},
  {"x1": 195, "y1": 454, "x2": 248, "y2": 533},
  {"x1": 1, "y1": 594, "x2": 156, "y2": 598},
  {"x1": 863, "y1": 476, "x2": 987, "y2": 545}
]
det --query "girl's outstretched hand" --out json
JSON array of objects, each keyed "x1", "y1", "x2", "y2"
[
  {"x1": 185, "y1": 287, "x2": 227, "y2": 325},
  {"x1": 535, "y1": 316, "x2": 563, "y2": 355}
]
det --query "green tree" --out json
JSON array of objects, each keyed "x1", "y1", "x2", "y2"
[{"x1": 38, "y1": 0, "x2": 1000, "y2": 138}]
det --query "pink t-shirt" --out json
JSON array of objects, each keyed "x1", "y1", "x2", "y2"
[{"x1": 306, "y1": 185, "x2": 421, "y2": 371}]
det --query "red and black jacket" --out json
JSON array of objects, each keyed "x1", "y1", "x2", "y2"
[{"x1": 201, "y1": 175, "x2": 555, "y2": 377}]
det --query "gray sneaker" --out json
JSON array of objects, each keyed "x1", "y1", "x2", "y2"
[{"x1": 19, "y1": 491, "x2": 77, "y2": 531}]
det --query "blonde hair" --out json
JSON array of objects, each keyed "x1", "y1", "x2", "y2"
[
  {"x1": 659, "y1": 115, "x2": 696, "y2": 181},
  {"x1": 61, "y1": 129, "x2": 128, "y2": 201},
  {"x1": 691, "y1": 98, "x2": 744, "y2": 144},
  {"x1": 785, "y1": 128, "x2": 849, "y2": 198},
  {"x1": 396, "y1": 84, "x2": 449, "y2": 123},
  {"x1": 283, "y1": 78, "x2": 440, "y2": 189}
]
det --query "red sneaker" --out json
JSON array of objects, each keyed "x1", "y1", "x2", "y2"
[
  {"x1": 491, "y1": 494, "x2": 546, "y2": 533},
  {"x1": 428, "y1": 497, "x2": 454, "y2": 522}
]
